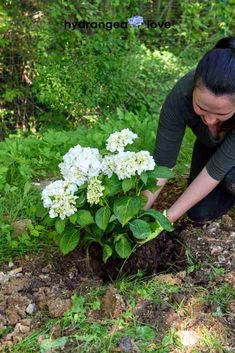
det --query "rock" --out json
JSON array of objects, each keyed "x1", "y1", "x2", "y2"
[
  {"x1": 210, "y1": 246, "x2": 223, "y2": 255},
  {"x1": 26, "y1": 303, "x2": 36, "y2": 315},
  {"x1": 177, "y1": 330, "x2": 200, "y2": 346},
  {"x1": 118, "y1": 336, "x2": 140, "y2": 353},
  {"x1": 0, "y1": 272, "x2": 8, "y2": 284},
  {"x1": 12, "y1": 219, "x2": 32, "y2": 238},
  {"x1": 47, "y1": 298, "x2": 71, "y2": 318},
  {"x1": 9, "y1": 267, "x2": 23, "y2": 276},
  {"x1": 14, "y1": 322, "x2": 31, "y2": 334}
]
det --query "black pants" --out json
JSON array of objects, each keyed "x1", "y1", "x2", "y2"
[{"x1": 186, "y1": 139, "x2": 235, "y2": 222}]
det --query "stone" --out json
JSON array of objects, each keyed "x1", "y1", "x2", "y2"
[
  {"x1": 14, "y1": 322, "x2": 30, "y2": 334},
  {"x1": 26, "y1": 303, "x2": 36, "y2": 315},
  {"x1": 177, "y1": 330, "x2": 200, "y2": 346},
  {"x1": 118, "y1": 336, "x2": 140, "y2": 353}
]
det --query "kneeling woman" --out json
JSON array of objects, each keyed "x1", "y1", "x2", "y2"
[{"x1": 144, "y1": 36, "x2": 235, "y2": 223}]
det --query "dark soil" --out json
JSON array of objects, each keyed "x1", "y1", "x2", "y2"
[
  {"x1": 94, "y1": 224, "x2": 187, "y2": 281},
  {"x1": 47, "y1": 223, "x2": 188, "y2": 283}
]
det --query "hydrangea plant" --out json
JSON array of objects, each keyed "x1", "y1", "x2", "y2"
[{"x1": 41, "y1": 129, "x2": 174, "y2": 262}]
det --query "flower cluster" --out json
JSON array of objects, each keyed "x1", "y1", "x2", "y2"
[
  {"x1": 102, "y1": 150, "x2": 155, "y2": 180},
  {"x1": 59, "y1": 145, "x2": 102, "y2": 186},
  {"x1": 42, "y1": 180, "x2": 78, "y2": 219},
  {"x1": 42, "y1": 129, "x2": 156, "y2": 218},
  {"x1": 87, "y1": 177, "x2": 105, "y2": 205},
  {"x1": 106, "y1": 128, "x2": 138, "y2": 153}
]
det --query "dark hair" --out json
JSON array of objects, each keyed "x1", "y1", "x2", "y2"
[{"x1": 194, "y1": 36, "x2": 235, "y2": 100}]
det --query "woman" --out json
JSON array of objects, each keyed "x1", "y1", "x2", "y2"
[{"x1": 143, "y1": 36, "x2": 235, "y2": 225}]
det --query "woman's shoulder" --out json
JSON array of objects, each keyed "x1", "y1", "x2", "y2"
[{"x1": 176, "y1": 68, "x2": 196, "y2": 97}]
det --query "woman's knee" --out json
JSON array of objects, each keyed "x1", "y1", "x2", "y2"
[
  {"x1": 223, "y1": 167, "x2": 235, "y2": 195},
  {"x1": 186, "y1": 206, "x2": 213, "y2": 222}
]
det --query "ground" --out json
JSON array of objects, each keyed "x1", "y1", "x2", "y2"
[{"x1": 0, "y1": 178, "x2": 235, "y2": 352}]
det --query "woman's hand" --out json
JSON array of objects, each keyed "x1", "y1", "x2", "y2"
[
  {"x1": 141, "y1": 190, "x2": 156, "y2": 210},
  {"x1": 141, "y1": 178, "x2": 168, "y2": 210}
]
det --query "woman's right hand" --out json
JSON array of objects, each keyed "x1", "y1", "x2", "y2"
[
  {"x1": 141, "y1": 178, "x2": 168, "y2": 210},
  {"x1": 141, "y1": 190, "x2": 157, "y2": 210}
]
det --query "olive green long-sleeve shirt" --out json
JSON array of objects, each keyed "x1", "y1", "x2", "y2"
[{"x1": 153, "y1": 69, "x2": 235, "y2": 181}]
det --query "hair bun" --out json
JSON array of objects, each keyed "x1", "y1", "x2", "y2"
[{"x1": 214, "y1": 36, "x2": 235, "y2": 50}]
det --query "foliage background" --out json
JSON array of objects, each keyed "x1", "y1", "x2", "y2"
[
  {"x1": 1, "y1": 0, "x2": 234, "y2": 133},
  {"x1": 0, "y1": 0, "x2": 234, "y2": 255}
]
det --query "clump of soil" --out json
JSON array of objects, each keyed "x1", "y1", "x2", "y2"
[{"x1": 97, "y1": 223, "x2": 187, "y2": 281}]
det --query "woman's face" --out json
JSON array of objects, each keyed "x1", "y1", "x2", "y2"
[{"x1": 192, "y1": 85, "x2": 235, "y2": 126}]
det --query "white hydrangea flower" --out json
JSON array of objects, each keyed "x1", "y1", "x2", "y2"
[
  {"x1": 41, "y1": 180, "x2": 78, "y2": 220},
  {"x1": 106, "y1": 128, "x2": 138, "y2": 153},
  {"x1": 113, "y1": 151, "x2": 138, "y2": 179},
  {"x1": 59, "y1": 144, "x2": 102, "y2": 186},
  {"x1": 101, "y1": 155, "x2": 116, "y2": 178},
  {"x1": 102, "y1": 150, "x2": 155, "y2": 180},
  {"x1": 135, "y1": 151, "x2": 155, "y2": 175},
  {"x1": 87, "y1": 177, "x2": 105, "y2": 205}
]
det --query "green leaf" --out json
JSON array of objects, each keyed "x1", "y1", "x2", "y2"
[
  {"x1": 103, "y1": 174, "x2": 122, "y2": 196},
  {"x1": 140, "y1": 172, "x2": 148, "y2": 185},
  {"x1": 109, "y1": 214, "x2": 117, "y2": 222},
  {"x1": 102, "y1": 244, "x2": 113, "y2": 263},
  {"x1": 145, "y1": 177, "x2": 159, "y2": 193},
  {"x1": 136, "y1": 325, "x2": 155, "y2": 340},
  {"x1": 114, "y1": 234, "x2": 132, "y2": 258},
  {"x1": 23, "y1": 181, "x2": 31, "y2": 197},
  {"x1": 122, "y1": 176, "x2": 136, "y2": 193},
  {"x1": 137, "y1": 223, "x2": 163, "y2": 244},
  {"x1": 69, "y1": 213, "x2": 77, "y2": 225},
  {"x1": 91, "y1": 223, "x2": 103, "y2": 239},
  {"x1": 36, "y1": 204, "x2": 48, "y2": 218},
  {"x1": 113, "y1": 196, "x2": 142, "y2": 226},
  {"x1": 105, "y1": 222, "x2": 116, "y2": 234},
  {"x1": 141, "y1": 209, "x2": 173, "y2": 231},
  {"x1": 76, "y1": 191, "x2": 86, "y2": 208},
  {"x1": 59, "y1": 227, "x2": 80, "y2": 255},
  {"x1": 148, "y1": 166, "x2": 174, "y2": 179},
  {"x1": 55, "y1": 219, "x2": 65, "y2": 234},
  {"x1": 129, "y1": 219, "x2": 151, "y2": 239},
  {"x1": 95, "y1": 207, "x2": 111, "y2": 231},
  {"x1": 40, "y1": 337, "x2": 68, "y2": 353},
  {"x1": 77, "y1": 210, "x2": 94, "y2": 227}
]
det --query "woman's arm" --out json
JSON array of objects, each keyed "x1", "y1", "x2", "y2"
[{"x1": 166, "y1": 166, "x2": 220, "y2": 223}]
